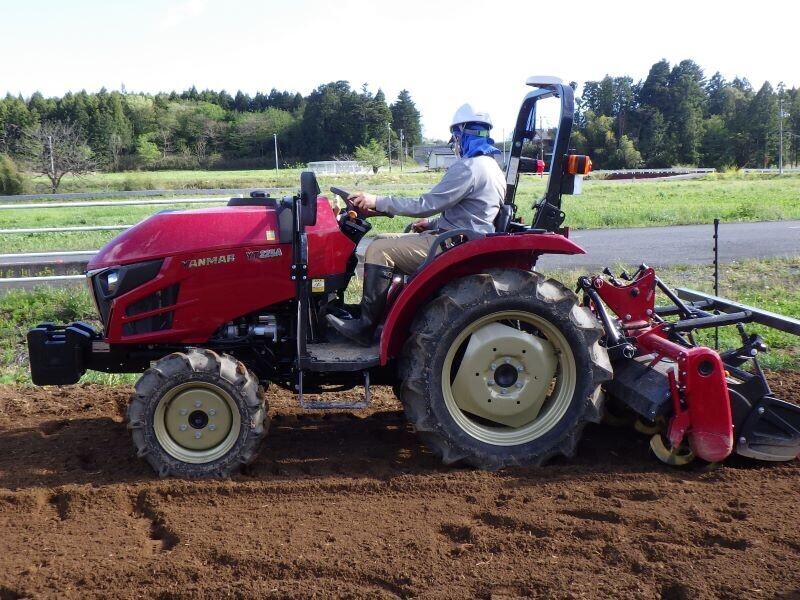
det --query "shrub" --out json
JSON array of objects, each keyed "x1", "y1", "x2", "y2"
[
  {"x1": 122, "y1": 175, "x2": 156, "y2": 191},
  {"x1": 0, "y1": 154, "x2": 27, "y2": 195}
]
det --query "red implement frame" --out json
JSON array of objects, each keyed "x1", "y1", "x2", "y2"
[{"x1": 591, "y1": 269, "x2": 734, "y2": 462}]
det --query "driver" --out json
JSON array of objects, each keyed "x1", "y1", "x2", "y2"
[{"x1": 327, "y1": 103, "x2": 506, "y2": 346}]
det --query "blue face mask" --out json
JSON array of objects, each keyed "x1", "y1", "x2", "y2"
[{"x1": 451, "y1": 125, "x2": 501, "y2": 159}]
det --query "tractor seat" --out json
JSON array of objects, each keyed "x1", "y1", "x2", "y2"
[
  {"x1": 408, "y1": 205, "x2": 513, "y2": 279},
  {"x1": 494, "y1": 204, "x2": 513, "y2": 233}
]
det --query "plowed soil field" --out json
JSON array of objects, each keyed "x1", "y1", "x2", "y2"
[{"x1": 1, "y1": 374, "x2": 799, "y2": 599}]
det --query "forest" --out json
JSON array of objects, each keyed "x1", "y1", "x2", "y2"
[
  {"x1": 0, "y1": 83, "x2": 422, "y2": 176},
  {"x1": 0, "y1": 58, "x2": 798, "y2": 185},
  {"x1": 573, "y1": 59, "x2": 799, "y2": 170}
]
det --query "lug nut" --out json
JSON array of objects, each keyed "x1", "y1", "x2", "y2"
[
  {"x1": 179, "y1": 408, "x2": 188, "y2": 416},
  {"x1": 516, "y1": 382, "x2": 523, "y2": 389},
  {"x1": 195, "y1": 431, "x2": 202, "y2": 439},
  {"x1": 504, "y1": 358, "x2": 511, "y2": 364},
  {"x1": 208, "y1": 424, "x2": 217, "y2": 431},
  {"x1": 757, "y1": 407, "x2": 765, "y2": 415},
  {"x1": 208, "y1": 409, "x2": 216, "y2": 416},
  {"x1": 739, "y1": 436, "x2": 747, "y2": 445},
  {"x1": 517, "y1": 366, "x2": 524, "y2": 372},
  {"x1": 179, "y1": 424, "x2": 188, "y2": 432},
  {"x1": 194, "y1": 400, "x2": 202, "y2": 408},
  {"x1": 487, "y1": 380, "x2": 495, "y2": 386},
  {"x1": 490, "y1": 363, "x2": 497, "y2": 370},
  {"x1": 501, "y1": 389, "x2": 507, "y2": 395}
]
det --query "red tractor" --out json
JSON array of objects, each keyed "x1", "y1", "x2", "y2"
[{"x1": 28, "y1": 77, "x2": 800, "y2": 477}]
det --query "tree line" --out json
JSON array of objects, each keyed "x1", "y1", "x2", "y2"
[
  {"x1": 572, "y1": 59, "x2": 800, "y2": 170},
  {"x1": 1, "y1": 58, "x2": 798, "y2": 189},
  {"x1": 0, "y1": 83, "x2": 422, "y2": 176}
]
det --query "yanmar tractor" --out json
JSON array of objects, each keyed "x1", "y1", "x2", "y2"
[{"x1": 28, "y1": 77, "x2": 800, "y2": 478}]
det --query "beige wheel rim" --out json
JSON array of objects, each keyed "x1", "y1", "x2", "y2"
[
  {"x1": 442, "y1": 310, "x2": 577, "y2": 446},
  {"x1": 153, "y1": 381, "x2": 241, "y2": 463}
]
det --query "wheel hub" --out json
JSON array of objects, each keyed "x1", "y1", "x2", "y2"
[
  {"x1": 157, "y1": 383, "x2": 237, "y2": 458},
  {"x1": 493, "y1": 363, "x2": 519, "y2": 388},
  {"x1": 188, "y1": 410, "x2": 209, "y2": 429},
  {"x1": 450, "y1": 321, "x2": 559, "y2": 429}
]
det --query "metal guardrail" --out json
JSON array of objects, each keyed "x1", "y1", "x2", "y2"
[
  {"x1": 0, "y1": 225, "x2": 130, "y2": 234},
  {"x1": 0, "y1": 185, "x2": 433, "y2": 290},
  {"x1": 741, "y1": 168, "x2": 800, "y2": 173},
  {"x1": 2, "y1": 274, "x2": 86, "y2": 283},
  {"x1": 0, "y1": 183, "x2": 432, "y2": 203},
  {"x1": 0, "y1": 188, "x2": 280, "y2": 203},
  {"x1": 0, "y1": 250, "x2": 98, "y2": 259},
  {"x1": 593, "y1": 168, "x2": 716, "y2": 175},
  {"x1": 0, "y1": 194, "x2": 238, "y2": 289},
  {"x1": 0, "y1": 197, "x2": 231, "y2": 211}
]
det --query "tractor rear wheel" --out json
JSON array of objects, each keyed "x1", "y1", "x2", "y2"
[
  {"x1": 399, "y1": 269, "x2": 611, "y2": 469},
  {"x1": 127, "y1": 349, "x2": 268, "y2": 478}
]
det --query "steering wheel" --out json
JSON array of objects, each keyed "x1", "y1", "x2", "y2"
[{"x1": 329, "y1": 187, "x2": 392, "y2": 219}]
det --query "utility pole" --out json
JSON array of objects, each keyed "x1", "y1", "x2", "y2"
[
  {"x1": 502, "y1": 128, "x2": 506, "y2": 166},
  {"x1": 273, "y1": 133, "x2": 279, "y2": 175},
  {"x1": 387, "y1": 123, "x2": 391, "y2": 172},
  {"x1": 778, "y1": 82, "x2": 785, "y2": 175},
  {"x1": 399, "y1": 129, "x2": 404, "y2": 172}
]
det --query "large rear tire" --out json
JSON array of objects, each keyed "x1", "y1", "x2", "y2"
[
  {"x1": 127, "y1": 349, "x2": 268, "y2": 478},
  {"x1": 399, "y1": 269, "x2": 611, "y2": 469}
]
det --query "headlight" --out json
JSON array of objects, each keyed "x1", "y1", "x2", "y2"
[
  {"x1": 102, "y1": 270, "x2": 120, "y2": 296},
  {"x1": 88, "y1": 260, "x2": 164, "y2": 329}
]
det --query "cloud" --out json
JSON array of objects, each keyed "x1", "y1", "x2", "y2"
[{"x1": 157, "y1": 0, "x2": 209, "y2": 30}]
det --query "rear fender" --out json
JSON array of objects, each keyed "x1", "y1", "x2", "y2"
[{"x1": 378, "y1": 233, "x2": 585, "y2": 363}]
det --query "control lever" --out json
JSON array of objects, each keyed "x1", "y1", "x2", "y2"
[{"x1": 602, "y1": 267, "x2": 622, "y2": 286}]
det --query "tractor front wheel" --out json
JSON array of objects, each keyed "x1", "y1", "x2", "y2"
[
  {"x1": 399, "y1": 269, "x2": 611, "y2": 469},
  {"x1": 127, "y1": 349, "x2": 268, "y2": 478}
]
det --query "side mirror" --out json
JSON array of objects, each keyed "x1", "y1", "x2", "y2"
[{"x1": 299, "y1": 171, "x2": 320, "y2": 227}]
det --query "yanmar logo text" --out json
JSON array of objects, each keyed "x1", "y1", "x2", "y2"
[{"x1": 181, "y1": 254, "x2": 236, "y2": 268}]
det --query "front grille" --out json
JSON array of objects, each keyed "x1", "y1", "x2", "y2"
[
  {"x1": 123, "y1": 284, "x2": 180, "y2": 336},
  {"x1": 90, "y1": 260, "x2": 164, "y2": 330}
]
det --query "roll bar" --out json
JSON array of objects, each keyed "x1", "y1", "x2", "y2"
[{"x1": 504, "y1": 80, "x2": 575, "y2": 232}]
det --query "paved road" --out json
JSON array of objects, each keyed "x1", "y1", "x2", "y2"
[
  {"x1": 2, "y1": 220, "x2": 798, "y2": 284},
  {"x1": 537, "y1": 220, "x2": 800, "y2": 270}
]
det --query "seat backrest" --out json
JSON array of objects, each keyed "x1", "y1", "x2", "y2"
[{"x1": 494, "y1": 204, "x2": 513, "y2": 233}]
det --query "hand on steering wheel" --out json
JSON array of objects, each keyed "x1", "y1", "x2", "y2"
[{"x1": 329, "y1": 187, "x2": 391, "y2": 219}]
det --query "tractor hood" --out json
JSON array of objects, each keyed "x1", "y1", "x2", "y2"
[{"x1": 88, "y1": 206, "x2": 283, "y2": 269}]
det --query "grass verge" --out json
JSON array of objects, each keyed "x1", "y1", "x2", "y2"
[{"x1": 4, "y1": 173, "x2": 800, "y2": 253}]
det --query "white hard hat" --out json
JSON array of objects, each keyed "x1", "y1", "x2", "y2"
[{"x1": 450, "y1": 103, "x2": 493, "y2": 131}]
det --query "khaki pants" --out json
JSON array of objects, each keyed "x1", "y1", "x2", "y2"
[{"x1": 364, "y1": 231, "x2": 439, "y2": 275}]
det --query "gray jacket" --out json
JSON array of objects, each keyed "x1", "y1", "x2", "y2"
[{"x1": 375, "y1": 155, "x2": 506, "y2": 234}]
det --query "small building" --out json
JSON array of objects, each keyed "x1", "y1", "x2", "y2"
[
  {"x1": 415, "y1": 144, "x2": 508, "y2": 171},
  {"x1": 427, "y1": 148, "x2": 459, "y2": 170},
  {"x1": 307, "y1": 161, "x2": 370, "y2": 175}
]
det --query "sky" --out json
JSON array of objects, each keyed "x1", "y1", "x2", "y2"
[{"x1": 1, "y1": 0, "x2": 797, "y2": 141}]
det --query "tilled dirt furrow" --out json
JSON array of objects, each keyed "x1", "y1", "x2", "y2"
[{"x1": 0, "y1": 378, "x2": 799, "y2": 598}]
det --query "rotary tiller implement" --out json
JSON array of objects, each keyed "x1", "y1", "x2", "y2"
[{"x1": 579, "y1": 265, "x2": 800, "y2": 465}]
